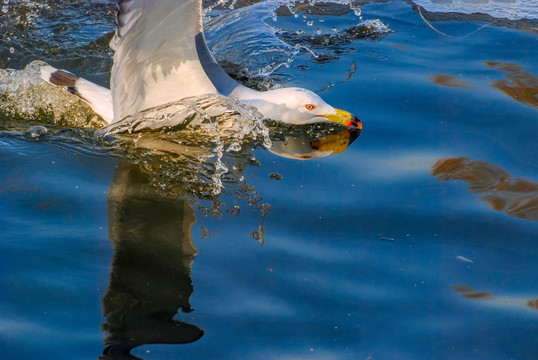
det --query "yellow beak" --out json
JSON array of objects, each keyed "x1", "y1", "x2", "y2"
[{"x1": 317, "y1": 109, "x2": 362, "y2": 129}]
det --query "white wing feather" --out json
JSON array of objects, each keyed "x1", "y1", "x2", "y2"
[{"x1": 111, "y1": 0, "x2": 239, "y2": 122}]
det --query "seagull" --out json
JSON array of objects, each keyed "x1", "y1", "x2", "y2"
[{"x1": 41, "y1": 0, "x2": 361, "y2": 129}]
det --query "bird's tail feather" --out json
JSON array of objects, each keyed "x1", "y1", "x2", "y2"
[{"x1": 40, "y1": 65, "x2": 114, "y2": 124}]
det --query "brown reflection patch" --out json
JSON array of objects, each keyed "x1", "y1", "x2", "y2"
[
  {"x1": 432, "y1": 157, "x2": 538, "y2": 222},
  {"x1": 452, "y1": 285, "x2": 538, "y2": 311},
  {"x1": 430, "y1": 74, "x2": 471, "y2": 88},
  {"x1": 452, "y1": 285, "x2": 494, "y2": 300},
  {"x1": 485, "y1": 62, "x2": 538, "y2": 108},
  {"x1": 461, "y1": 292, "x2": 495, "y2": 300},
  {"x1": 526, "y1": 299, "x2": 538, "y2": 310}
]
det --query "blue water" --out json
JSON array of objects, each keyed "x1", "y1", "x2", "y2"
[{"x1": 1, "y1": 1, "x2": 537, "y2": 359}]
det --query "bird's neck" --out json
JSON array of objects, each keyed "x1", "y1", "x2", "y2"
[{"x1": 228, "y1": 85, "x2": 260, "y2": 99}]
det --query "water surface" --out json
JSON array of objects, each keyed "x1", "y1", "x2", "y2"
[{"x1": 1, "y1": 1, "x2": 537, "y2": 359}]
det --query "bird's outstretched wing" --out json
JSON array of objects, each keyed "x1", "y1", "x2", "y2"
[{"x1": 111, "y1": 0, "x2": 239, "y2": 122}]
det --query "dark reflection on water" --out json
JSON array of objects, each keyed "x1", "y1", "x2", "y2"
[
  {"x1": 97, "y1": 125, "x2": 359, "y2": 358},
  {"x1": 100, "y1": 162, "x2": 203, "y2": 359},
  {"x1": 0, "y1": 117, "x2": 359, "y2": 359},
  {"x1": 432, "y1": 157, "x2": 538, "y2": 221}
]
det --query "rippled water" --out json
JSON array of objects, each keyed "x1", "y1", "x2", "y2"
[{"x1": 1, "y1": 1, "x2": 537, "y2": 359}]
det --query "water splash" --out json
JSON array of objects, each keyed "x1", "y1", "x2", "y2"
[
  {"x1": 0, "y1": 0, "x2": 115, "y2": 73},
  {"x1": 205, "y1": 0, "x2": 390, "y2": 88},
  {"x1": 0, "y1": 0, "x2": 364, "y2": 219},
  {"x1": 205, "y1": 1, "x2": 300, "y2": 89},
  {"x1": 0, "y1": 60, "x2": 107, "y2": 128}
]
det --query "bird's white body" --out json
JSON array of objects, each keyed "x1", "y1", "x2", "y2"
[{"x1": 40, "y1": 0, "x2": 360, "y2": 129}]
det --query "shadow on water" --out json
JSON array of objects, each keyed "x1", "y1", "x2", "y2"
[{"x1": 95, "y1": 125, "x2": 360, "y2": 359}]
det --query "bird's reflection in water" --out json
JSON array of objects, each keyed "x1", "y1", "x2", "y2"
[
  {"x1": 100, "y1": 162, "x2": 203, "y2": 360},
  {"x1": 98, "y1": 124, "x2": 360, "y2": 359},
  {"x1": 269, "y1": 127, "x2": 360, "y2": 159}
]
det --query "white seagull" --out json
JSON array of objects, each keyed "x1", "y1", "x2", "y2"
[{"x1": 40, "y1": 0, "x2": 361, "y2": 129}]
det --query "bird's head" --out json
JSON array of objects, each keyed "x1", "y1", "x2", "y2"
[{"x1": 242, "y1": 87, "x2": 361, "y2": 129}]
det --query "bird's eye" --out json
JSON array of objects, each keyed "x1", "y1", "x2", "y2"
[{"x1": 305, "y1": 104, "x2": 316, "y2": 110}]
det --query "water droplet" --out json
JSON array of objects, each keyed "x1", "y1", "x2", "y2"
[
  {"x1": 9, "y1": 47, "x2": 15, "y2": 53},
  {"x1": 307, "y1": 20, "x2": 314, "y2": 26},
  {"x1": 269, "y1": 173, "x2": 283, "y2": 180},
  {"x1": 227, "y1": 140, "x2": 241, "y2": 152},
  {"x1": 375, "y1": 54, "x2": 392, "y2": 62},
  {"x1": 28, "y1": 125, "x2": 47, "y2": 137}
]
